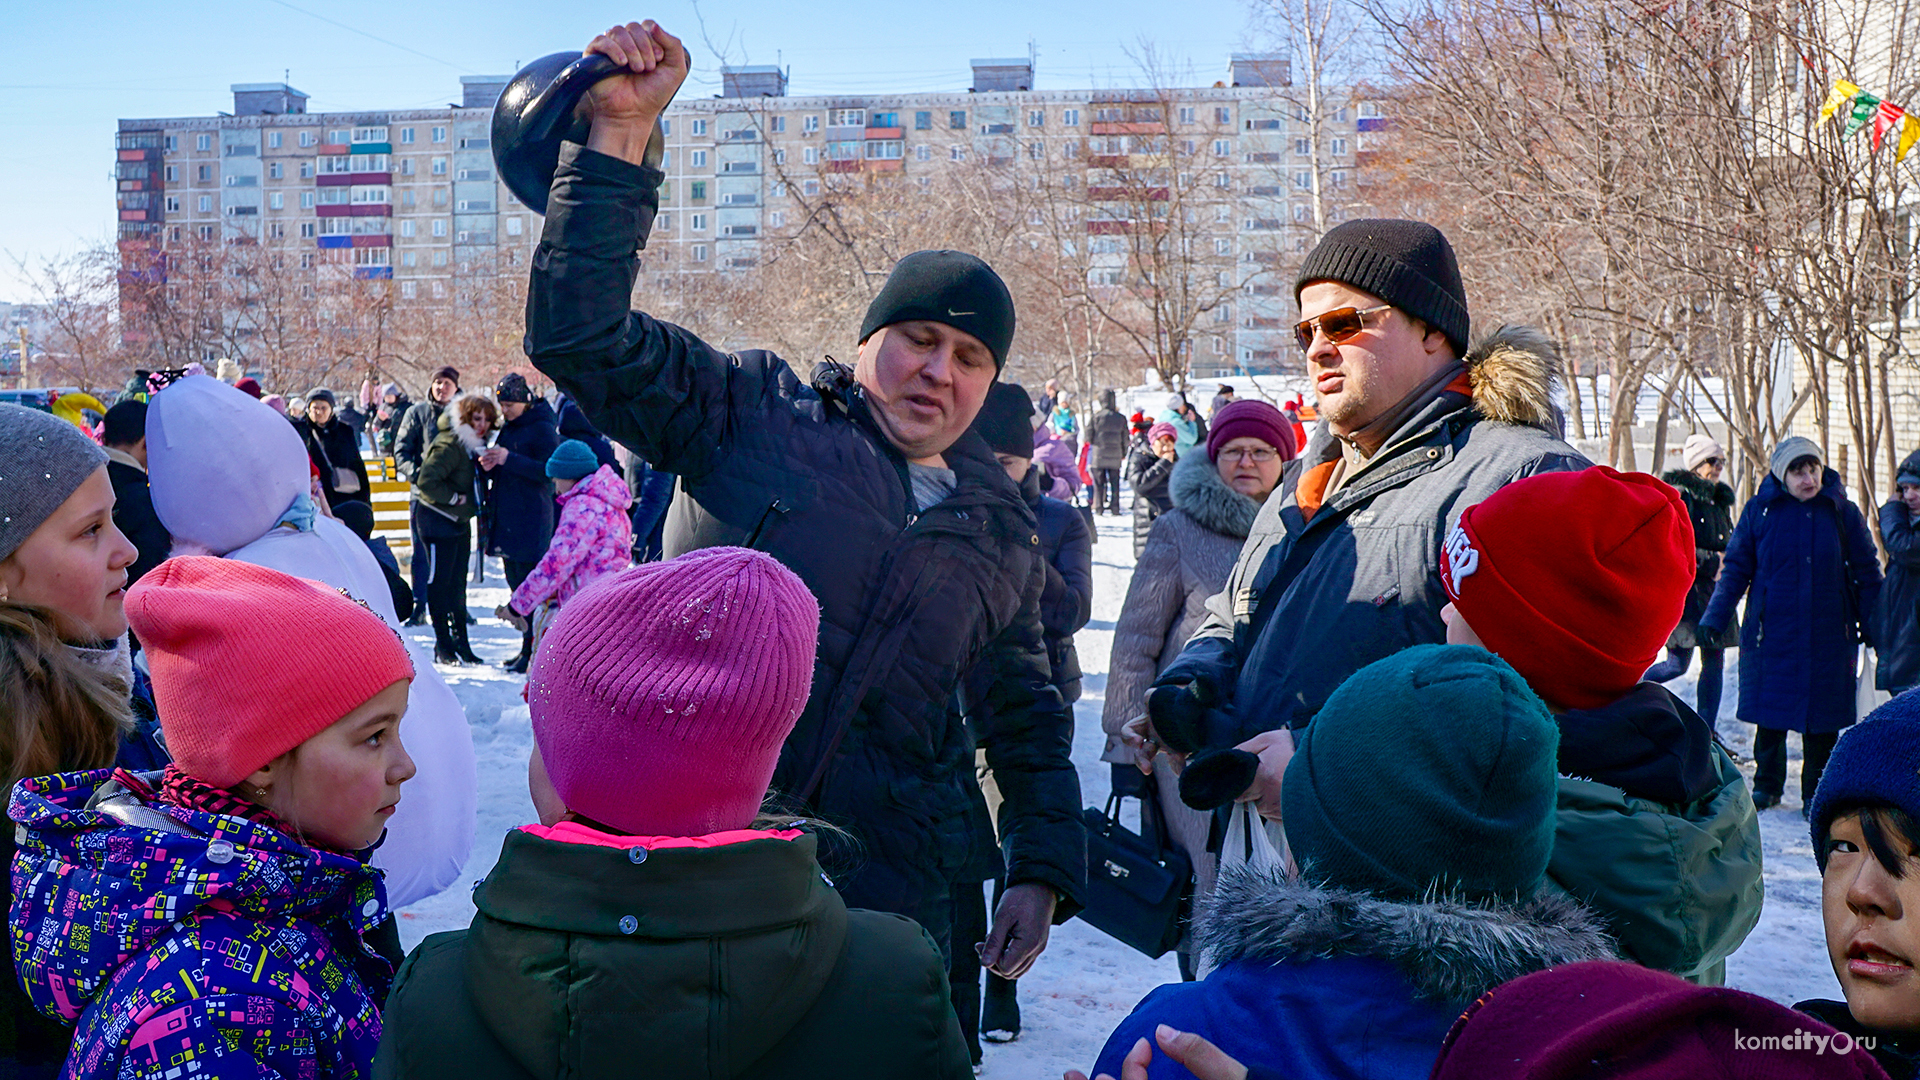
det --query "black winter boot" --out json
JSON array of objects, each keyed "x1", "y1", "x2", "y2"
[{"x1": 981, "y1": 973, "x2": 1020, "y2": 1043}]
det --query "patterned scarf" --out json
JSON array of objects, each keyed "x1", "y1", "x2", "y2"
[{"x1": 126, "y1": 765, "x2": 300, "y2": 837}]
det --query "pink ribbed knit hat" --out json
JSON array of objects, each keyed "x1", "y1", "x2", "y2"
[
  {"x1": 527, "y1": 547, "x2": 822, "y2": 837},
  {"x1": 125, "y1": 557, "x2": 415, "y2": 788}
]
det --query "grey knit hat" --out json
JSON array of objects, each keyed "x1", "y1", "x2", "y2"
[
  {"x1": 0, "y1": 404, "x2": 109, "y2": 562},
  {"x1": 1768, "y1": 436, "x2": 1823, "y2": 484}
]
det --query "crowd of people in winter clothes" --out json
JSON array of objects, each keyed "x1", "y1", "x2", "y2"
[{"x1": 10, "y1": 17, "x2": 1920, "y2": 1080}]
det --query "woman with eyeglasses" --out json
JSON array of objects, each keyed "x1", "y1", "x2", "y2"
[
  {"x1": 1875, "y1": 449, "x2": 1920, "y2": 698},
  {"x1": 1101, "y1": 399, "x2": 1297, "y2": 980},
  {"x1": 1646, "y1": 434, "x2": 1739, "y2": 731}
]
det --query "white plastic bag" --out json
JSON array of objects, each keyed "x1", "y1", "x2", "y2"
[
  {"x1": 1221, "y1": 802, "x2": 1292, "y2": 877},
  {"x1": 1860, "y1": 646, "x2": 1893, "y2": 719}
]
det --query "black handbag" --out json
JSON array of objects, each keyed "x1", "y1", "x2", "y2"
[{"x1": 1078, "y1": 773, "x2": 1193, "y2": 959}]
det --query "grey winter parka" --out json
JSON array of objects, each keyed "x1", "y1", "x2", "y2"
[
  {"x1": 521, "y1": 143, "x2": 1083, "y2": 920},
  {"x1": 1157, "y1": 328, "x2": 1590, "y2": 740}
]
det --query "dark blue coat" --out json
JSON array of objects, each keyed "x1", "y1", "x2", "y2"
[
  {"x1": 485, "y1": 398, "x2": 562, "y2": 563},
  {"x1": 1877, "y1": 449, "x2": 1920, "y2": 693},
  {"x1": 1700, "y1": 468, "x2": 1883, "y2": 734}
]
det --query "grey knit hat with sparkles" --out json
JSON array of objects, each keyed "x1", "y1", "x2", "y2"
[
  {"x1": 1768, "y1": 436, "x2": 1823, "y2": 484},
  {"x1": 0, "y1": 403, "x2": 109, "y2": 562}
]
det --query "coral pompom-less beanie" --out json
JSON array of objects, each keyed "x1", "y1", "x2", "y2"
[
  {"x1": 1441, "y1": 466, "x2": 1694, "y2": 711},
  {"x1": 527, "y1": 547, "x2": 821, "y2": 838},
  {"x1": 125, "y1": 557, "x2": 415, "y2": 788}
]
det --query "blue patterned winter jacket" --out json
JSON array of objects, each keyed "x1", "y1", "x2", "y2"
[{"x1": 8, "y1": 769, "x2": 393, "y2": 1079}]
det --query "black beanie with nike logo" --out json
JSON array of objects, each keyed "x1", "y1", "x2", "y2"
[{"x1": 858, "y1": 249, "x2": 1016, "y2": 370}]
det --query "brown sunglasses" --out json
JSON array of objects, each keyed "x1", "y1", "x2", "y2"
[{"x1": 1294, "y1": 304, "x2": 1393, "y2": 352}]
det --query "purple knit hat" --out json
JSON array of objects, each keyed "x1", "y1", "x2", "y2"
[
  {"x1": 527, "y1": 547, "x2": 821, "y2": 837},
  {"x1": 1147, "y1": 421, "x2": 1178, "y2": 444},
  {"x1": 1206, "y1": 399, "x2": 1297, "y2": 462}
]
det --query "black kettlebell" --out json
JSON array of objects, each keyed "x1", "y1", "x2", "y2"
[{"x1": 491, "y1": 51, "x2": 665, "y2": 216}]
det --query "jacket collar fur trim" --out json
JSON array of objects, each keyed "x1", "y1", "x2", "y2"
[
  {"x1": 1169, "y1": 451, "x2": 1260, "y2": 539},
  {"x1": 1196, "y1": 868, "x2": 1617, "y2": 1003}
]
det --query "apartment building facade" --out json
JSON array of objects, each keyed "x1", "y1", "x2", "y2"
[{"x1": 115, "y1": 56, "x2": 1372, "y2": 377}]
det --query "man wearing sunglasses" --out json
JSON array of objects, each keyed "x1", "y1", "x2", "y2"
[{"x1": 1131, "y1": 218, "x2": 1589, "y2": 769}]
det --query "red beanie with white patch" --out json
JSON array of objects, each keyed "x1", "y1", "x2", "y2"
[
  {"x1": 1439, "y1": 467, "x2": 1694, "y2": 711},
  {"x1": 125, "y1": 557, "x2": 415, "y2": 787}
]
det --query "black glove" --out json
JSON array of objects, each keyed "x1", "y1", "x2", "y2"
[
  {"x1": 1178, "y1": 748, "x2": 1260, "y2": 811},
  {"x1": 1145, "y1": 675, "x2": 1217, "y2": 754}
]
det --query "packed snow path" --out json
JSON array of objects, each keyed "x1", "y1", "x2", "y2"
[{"x1": 394, "y1": 514, "x2": 1843, "y2": 1076}]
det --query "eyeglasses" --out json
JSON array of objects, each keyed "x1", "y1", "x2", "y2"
[
  {"x1": 1702, "y1": 457, "x2": 1724, "y2": 468},
  {"x1": 1219, "y1": 446, "x2": 1280, "y2": 463},
  {"x1": 1294, "y1": 304, "x2": 1393, "y2": 353}
]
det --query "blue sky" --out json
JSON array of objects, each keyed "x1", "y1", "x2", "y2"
[{"x1": 0, "y1": 0, "x2": 1266, "y2": 302}]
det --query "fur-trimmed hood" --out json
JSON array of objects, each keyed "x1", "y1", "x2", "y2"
[
  {"x1": 437, "y1": 397, "x2": 493, "y2": 454},
  {"x1": 1464, "y1": 325, "x2": 1566, "y2": 433},
  {"x1": 1169, "y1": 450, "x2": 1261, "y2": 540},
  {"x1": 1196, "y1": 868, "x2": 1617, "y2": 1003},
  {"x1": 1662, "y1": 467, "x2": 1736, "y2": 508}
]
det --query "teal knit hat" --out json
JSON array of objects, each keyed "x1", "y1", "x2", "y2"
[
  {"x1": 545, "y1": 439, "x2": 600, "y2": 481},
  {"x1": 1282, "y1": 643, "x2": 1561, "y2": 903}
]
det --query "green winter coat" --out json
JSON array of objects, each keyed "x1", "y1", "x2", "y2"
[
  {"x1": 373, "y1": 828, "x2": 971, "y2": 1080},
  {"x1": 1546, "y1": 685, "x2": 1764, "y2": 984},
  {"x1": 412, "y1": 411, "x2": 480, "y2": 530}
]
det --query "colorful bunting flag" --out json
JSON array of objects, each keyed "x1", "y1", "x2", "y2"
[
  {"x1": 1874, "y1": 101, "x2": 1907, "y2": 150},
  {"x1": 1821, "y1": 78, "x2": 1861, "y2": 125},
  {"x1": 1899, "y1": 116, "x2": 1920, "y2": 162},
  {"x1": 1847, "y1": 93, "x2": 1882, "y2": 138}
]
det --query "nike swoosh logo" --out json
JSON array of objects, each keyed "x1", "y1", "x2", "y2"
[{"x1": 948, "y1": 309, "x2": 975, "y2": 317}]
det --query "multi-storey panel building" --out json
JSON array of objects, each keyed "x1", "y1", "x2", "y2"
[{"x1": 116, "y1": 56, "x2": 1369, "y2": 376}]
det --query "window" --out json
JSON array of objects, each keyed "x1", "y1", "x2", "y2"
[
  {"x1": 951, "y1": 145, "x2": 966, "y2": 161},
  {"x1": 506, "y1": 216, "x2": 523, "y2": 236},
  {"x1": 1215, "y1": 238, "x2": 1232, "y2": 255},
  {"x1": 661, "y1": 119, "x2": 671, "y2": 135},
  {"x1": 195, "y1": 133, "x2": 211, "y2": 151},
  {"x1": 1330, "y1": 169, "x2": 1348, "y2": 187},
  {"x1": 770, "y1": 210, "x2": 786, "y2": 227},
  {"x1": 163, "y1": 164, "x2": 177, "y2": 182},
  {"x1": 299, "y1": 252, "x2": 313, "y2": 268},
  {"x1": 866, "y1": 140, "x2": 903, "y2": 160},
  {"x1": 691, "y1": 213, "x2": 706, "y2": 230},
  {"x1": 769, "y1": 182, "x2": 785, "y2": 197},
  {"x1": 690, "y1": 150, "x2": 707, "y2": 167},
  {"x1": 400, "y1": 127, "x2": 415, "y2": 144},
  {"x1": 397, "y1": 220, "x2": 414, "y2": 238},
  {"x1": 1216, "y1": 204, "x2": 1232, "y2": 222},
  {"x1": 1216, "y1": 106, "x2": 1231, "y2": 124},
  {"x1": 871, "y1": 112, "x2": 898, "y2": 128},
  {"x1": 1213, "y1": 139, "x2": 1230, "y2": 157},
  {"x1": 401, "y1": 280, "x2": 417, "y2": 299},
  {"x1": 773, "y1": 149, "x2": 786, "y2": 165},
  {"x1": 1295, "y1": 137, "x2": 1310, "y2": 155},
  {"x1": 267, "y1": 162, "x2": 282, "y2": 179},
  {"x1": 829, "y1": 108, "x2": 865, "y2": 127},
  {"x1": 1028, "y1": 110, "x2": 1045, "y2": 128},
  {"x1": 769, "y1": 115, "x2": 786, "y2": 133},
  {"x1": 802, "y1": 179, "x2": 820, "y2": 196},
  {"x1": 268, "y1": 222, "x2": 285, "y2": 238},
  {"x1": 299, "y1": 162, "x2": 313, "y2": 179},
  {"x1": 433, "y1": 188, "x2": 447, "y2": 206},
  {"x1": 268, "y1": 192, "x2": 284, "y2": 209},
  {"x1": 433, "y1": 250, "x2": 447, "y2": 266},
  {"x1": 803, "y1": 146, "x2": 818, "y2": 165},
  {"x1": 295, "y1": 130, "x2": 314, "y2": 148},
  {"x1": 1292, "y1": 203, "x2": 1310, "y2": 222},
  {"x1": 197, "y1": 164, "x2": 213, "y2": 182},
  {"x1": 402, "y1": 251, "x2": 417, "y2": 267},
  {"x1": 690, "y1": 180, "x2": 707, "y2": 202},
  {"x1": 1331, "y1": 137, "x2": 1348, "y2": 156},
  {"x1": 1064, "y1": 139, "x2": 1080, "y2": 158},
  {"x1": 197, "y1": 194, "x2": 212, "y2": 212},
  {"x1": 1063, "y1": 108, "x2": 1079, "y2": 126},
  {"x1": 300, "y1": 221, "x2": 316, "y2": 237},
  {"x1": 690, "y1": 118, "x2": 707, "y2": 136},
  {"x1": 914, "y1": 111, "x2": 932, "y2": 130},
  {"x1": 1027, "y1": 141, "x2": 1043, "y2": 160},
  {"x1": 401, "y1": 189, "x2": 414, "y2": 207},
  {"x1": 656, "y1": 213, "x2": 673, "y2": 230},
  {"x1": 661, "y1": 150, "x2": 672, "y2": 170},
  {"x1": 950, "y1": 110, "x2": 967, "y2": 130},
  {"x1": 163, "y1": 135, "x2": 177, "y2": 150},
  {"x1": 301, "y1": 191, "x2": 315, "y2": 208},
  {"x1": 431, "y1": 157, "x2": 447, "y2": 175},
  {"x1": 803, "y1": 115, "x2": 819, "y2": 132},
  {"x1": 1294, "y1": 170, "x2": 1311, "y2": 189},
  {"x1": 400, "y1": 159, "x2": 414, "y2": 176},
  {"x1": 915, "y1": 144, "x2": 931, "y2": 161},
  {"x1": 432, "y1": 126, "x2": 447, "y2": 143},
  {"x1": 918, "y1": 176, "x2": 931, "y2": 191},
  {"x1": 164, "y1": 195, "x2": 180, "y2": 212},
  {"x1": 693, "y1": 244, "x2": 708, "y2": 262},
  {"x1": 1182, "y1": 139, "x2": 1196, "y2": 155},
  {"x1": 1179, "y1": 106, "x2": 1196, "y2": 123},
  {"x1": 266, "y1": 131, "x2": 281, "y2": 149},
  {"x1": 1214, "y1": 304, "x2": 1232, "y2": 323},
  {"x1": 432, "y1": 219, "x2": 447, "y2": 237},
  {"x1": 349, "y1": 185, "x2": 389, "y2": 205}
]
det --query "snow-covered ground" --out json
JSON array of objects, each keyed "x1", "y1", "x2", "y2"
[{"x1": 392, "y1": 514, "x2": 1844, "y2": 1076}]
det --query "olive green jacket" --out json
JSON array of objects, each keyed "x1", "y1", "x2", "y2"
[
  {"x1": 373, "y1": 829, "x2": 970, "y2": 1080},
  {"x1": 411, "y1": 412, "x2": 479, "y2": 527}
]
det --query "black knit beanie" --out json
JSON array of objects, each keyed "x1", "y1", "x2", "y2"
[
  {"x1": 859, "y1": 250, "x2": 1016, "y2": 369},
  {"x1": 1295, "y1": 219, "x2": 1471, "y2": 356},
  {"x1": 495, "y1": 372, "x2": 534, "y2": 404},
  {"x1": 973, "y1": 381, "x2": 1037, "y2": 458}
]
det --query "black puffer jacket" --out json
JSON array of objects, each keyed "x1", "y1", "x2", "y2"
[
  {"x1": 293, "y1": 414, "x2": 371, "y2": 507},
  {"x1": 1127, "y1": 446, "x2": 1177, "y2": 558},
  {"x1": 1879, "y1": 450, "x2": 1920, "y2": 693},
  {"x1": 1661, "y1": 468, "x2": 1738, "y2": 649},
  {"x1": 523, "y1": 142, "x2": 1083, "y2": 916},
  {"x1": 486, "y1": 398, "x2": 562, "y2": 563},
  {"x1": 394, "y1": 399, "x2": 448, "y2": 482}
]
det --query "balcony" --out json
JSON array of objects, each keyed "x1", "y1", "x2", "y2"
[
  {"x1": 353, "y1": 266, "x2": 393, "y2": 280},
  {"x1": 1086, "y1": 186, "x2": 1169, "y2": 201},
  {"x1": 316, "y1": 205, "x2": 393, "y2": 217},
  {"x1": 863, "y1": 126, "x2": 904, "y2": 139},
  {"x1": 721, "y1": 129, "x2": 760, "y2": 142},
  {"x1": 1091, "y1": 122, "x2": 1163, "y2": 136},
  {"x1": 316, "y1": 173, "x2": 391, "y2": 187},
  {"x1": 721, "y1": 161, "x2": 760, "y2": 174}
]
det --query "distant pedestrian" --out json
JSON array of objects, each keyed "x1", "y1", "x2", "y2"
[
  {"x1": 295, "y1": 388, "x2": 371, "y2": 508},
  {"x1": 1646, "y1": 434, "x2": 1737, "y2": 724},
  {"x1": 1085, "y1": 390, "x2": 1130, "y2": 515},
  {"x1": 1877, "y1": 448, "x2": 1920, "y2": 698},
  {"x1": 482, "y1": 372, "x2": 563, "y2": 674},
  {"x1": 395, "y1": 366, "x2": 461, "y2": 625},
  {"x1": 414, "y1": 395, "x2": 496, "y2": 665},
  {"x1": 1126, "y1": 421, "x2": 1179, "y2": 558},
  {"x1": 1208, "y1": 383, "x2": 1235, "y2": 418}
]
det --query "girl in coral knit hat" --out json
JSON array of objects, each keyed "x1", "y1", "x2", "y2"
[{"x1": 7, "y1": 556, "x2": 417, "y2": 1080}]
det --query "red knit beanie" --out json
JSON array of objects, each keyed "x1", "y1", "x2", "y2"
[
  {"x1": 1432, "y1": 961, "x2": 1891, "y2": 1079},
  {"x1": 125, "y1": 557, "x2": 415, "y2": 788},
  {"x1": 1440, "y1": 467, "x2": 1694, "y2": 710},
  {"x1": 527, "y1": 547, "x2": 821, "y2": 837}
]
